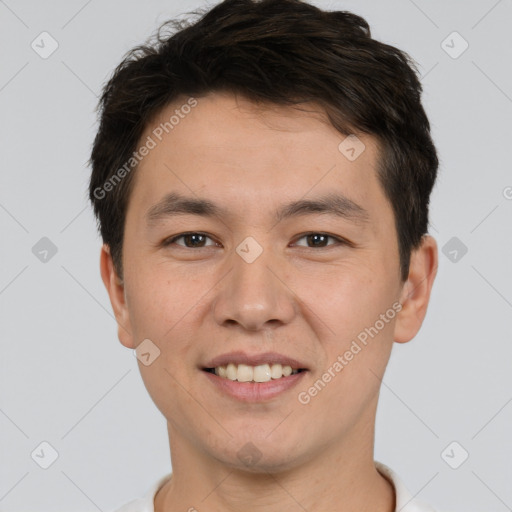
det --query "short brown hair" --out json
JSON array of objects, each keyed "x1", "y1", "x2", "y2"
[{"x1": 89, "y1": 0, "x2": 438, "y2": 281}]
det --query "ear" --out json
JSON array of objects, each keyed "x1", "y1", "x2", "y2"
[
  {"x1": 99, "y1": 244, "x2": 135, "y2": 349},
  {"x1": 394, "y1": 235, "x2": 438, "y2": 344}
]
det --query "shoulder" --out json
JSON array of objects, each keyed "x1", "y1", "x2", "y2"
[
  {"x1": 111, "y1": 474, "x2": 172, "y2": 512},
  {"x1": 375, "y1": 461, "x2": 439, "y2": 512}
]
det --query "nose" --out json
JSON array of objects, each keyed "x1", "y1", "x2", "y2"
[{"x1": 212, "y1": 245, "x2": 297, "y2": 332}]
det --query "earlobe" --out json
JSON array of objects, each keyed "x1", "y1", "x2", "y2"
[
  {"x1": 394, "y1": 235, "x2": 438, "y2": 344},
  {"x1": 99, "y1": 244, "x2": 135, "y2": 349}
]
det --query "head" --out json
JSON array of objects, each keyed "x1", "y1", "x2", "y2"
[{"x1": 90, "y1": 0, "x2": 438, "y2": 472}]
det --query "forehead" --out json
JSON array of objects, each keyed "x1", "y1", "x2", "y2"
[{"x1": 129, "y1": 91, "x2": 387, "y2": 224}]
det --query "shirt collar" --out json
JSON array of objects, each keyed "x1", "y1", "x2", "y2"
[{"x1": 375, "y1": 461, "x2": 437, "y2": 511}]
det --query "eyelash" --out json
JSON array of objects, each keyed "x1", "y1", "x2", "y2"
[{"x1": 161, "y1": 232, "x2": 351, "y2": 249}]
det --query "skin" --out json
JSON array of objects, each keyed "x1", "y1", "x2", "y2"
[{"x1": 100, "y1": 91, "x2": 437, "y2": 512}]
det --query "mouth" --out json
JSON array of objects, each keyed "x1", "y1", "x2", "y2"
[
  {"x1": 202, "y1": 363, "x2": 307, "y2": 383},
  {"x1": 201, "y1": 365, "x2": 308, "y2": 402},
  {"x1": 200, "y1": 351, "x2": 310, "y2": 401}
]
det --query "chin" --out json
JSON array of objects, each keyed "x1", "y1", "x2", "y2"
[{"x1": 210, "y1": 436, "x2": 309, "y2": 474}]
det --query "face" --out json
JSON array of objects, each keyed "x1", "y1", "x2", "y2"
[{"x1": 101, "y1": 91, "x2": 437, "y2": 472}]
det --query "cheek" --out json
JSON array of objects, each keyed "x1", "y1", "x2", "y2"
[
  {"x1": 298, "y1": 261, "x2": 398, "y2": 401},
  {"x1": 295, "y1": 260, "x2": 396, "y2": 342},
  {"x1": 123, "y1": 266, "x2": 194, "y2": 343},
  {"x1": 297, "y1": 301, "x2": 396, "y2": 435},
  {"x1": 123, "y1": 269, "x2": 204, "y2": 415}
]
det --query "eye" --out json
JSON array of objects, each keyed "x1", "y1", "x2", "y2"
[
  {"x1": 161, "y1": 231, "x2": 350, "y2": 250},
  {"x1": 162, "y1": 232, "x2": 219, "y2": 248},
  {"x1": 293, "y1": 232, "x2": 348, "y2": 248}
]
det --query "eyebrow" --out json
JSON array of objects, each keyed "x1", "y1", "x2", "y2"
[{"x1": 145, "y1": 191, "x2": 369, "y2": 228}]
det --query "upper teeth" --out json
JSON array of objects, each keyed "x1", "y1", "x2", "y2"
[{"x1": 213, "y1": 363, "x2": 299, "y2": 382}]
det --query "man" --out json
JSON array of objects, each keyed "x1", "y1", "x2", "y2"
[{"x1": 89, "y1": 0, "x2": 440, "y2": 510}]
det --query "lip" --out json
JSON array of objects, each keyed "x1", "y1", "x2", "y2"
[
  {"x1": 202, "y1": 369, "x2": 308, "y2": 402},
  {"x1": 202, "y1": 351, "x2": 309, "y2": 370}
]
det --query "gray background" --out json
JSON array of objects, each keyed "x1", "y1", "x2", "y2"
[{"x1": 1, "y1": 0, "x2": 511, "y2": 511}]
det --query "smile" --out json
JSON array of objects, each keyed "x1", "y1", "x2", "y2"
[
  {"x1": 204, "y1": 363, "x2": 305, "y2": 383},
  {"x1": 202, "y1": 365, "x2": 308, "y2": 402}
]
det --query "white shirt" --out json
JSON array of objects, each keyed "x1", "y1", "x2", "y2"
[{"x1": 114, "y1": 461, "x2": 438, "y2": 512}]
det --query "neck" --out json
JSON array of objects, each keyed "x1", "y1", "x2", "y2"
[{"x1": 155, "y1": 414, "x2": 395, "y2": 512}]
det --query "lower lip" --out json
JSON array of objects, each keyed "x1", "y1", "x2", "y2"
[{"x1": 201, "y1": 369, "x2": 307, "y2": 402}]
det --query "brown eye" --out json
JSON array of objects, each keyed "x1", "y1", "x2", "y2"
[
  {"x1": 163, "y1": 232, "x2": 218, "y2": 248},
  {"x1": 294, "y1": 233, "x2": 344, "y2": 248}
]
